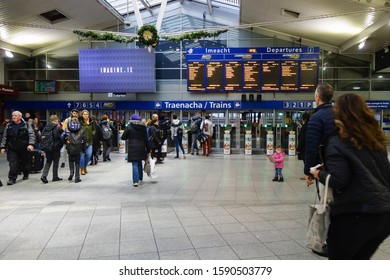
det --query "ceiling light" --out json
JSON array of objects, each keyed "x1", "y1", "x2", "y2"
[
  {"x1": 358, "y1": 40, "x2": 366, "y2": 49},
  {"x1": 5, "y1": 50, "x2": 13, "y2": 57}
]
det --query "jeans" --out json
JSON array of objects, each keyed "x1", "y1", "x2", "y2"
[
  {"x1": 274, "y1": 168, "x2": 283, "y2": 177},
  {"x1": 80, "y1": 145, "x2": 92, "y2": 168},
  {"x1": 174, "y1": 136, "x2": 185, "y2": 157},
  {"x1": 132, "y1": 160, "x2": 143, "y2": 184}
]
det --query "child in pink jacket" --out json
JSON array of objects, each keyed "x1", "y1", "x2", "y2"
[{"x1": 272, "y1": 145, "x2": 285, "y2": 182}]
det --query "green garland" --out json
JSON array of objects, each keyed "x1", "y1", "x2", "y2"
[{"x1": 73, "y1": 26, "x2": 227, "y2": 47}]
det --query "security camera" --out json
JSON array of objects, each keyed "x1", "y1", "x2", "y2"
[{"x1": 124, "y1": 20, "x2": 131, "y2": 26}]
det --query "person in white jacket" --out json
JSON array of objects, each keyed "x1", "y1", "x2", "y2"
[
  {"x1": 170, "y1": 114, "x2": 186, "y2": 159},
  {"x1": 200, "y1": 115, "x2": 213, "y2": 156}
]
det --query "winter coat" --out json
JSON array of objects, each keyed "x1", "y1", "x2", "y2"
[
  {"x1": 304, "y1": 103, "x2": 335, "y2": 175},
  {"x1": 273, "y1": 151, "x2": 285, "y2": 169},
  {"x1": 318, "y1": 135, "x2": 390, "y2": 216},
  {"x1": 147, "y1": 123, "x2": 162, "y2": 149},
  {"x1": 42, "y1": 122, "x2": 64, "y2": 151},
  {"x1": 171, "y1": 119, "x2": 184, "y2": 139},
  {"x1": 79, "y1": 118, "x2": 96, "y2": 146},
  {"x1": 121, "y1": 120, "x2": 150, "y2": 162},
  {"x1": 0, "y1": 120, "x2": 35, "y2": 151}
]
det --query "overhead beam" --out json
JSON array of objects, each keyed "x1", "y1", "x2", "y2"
[
  {"x1": 139, "y1": 0, "x2": 154, "y2": 16},
  {"x1": 132, "y1": 0, "x2": 144, "y2": 28},
  {"x1": 339, "y1": 12, "x2": 390, "y2": 52},
  {"x1": 206, "y1": 0, "x2": 213, "y2": 15},
  {"x1": 156, "y1": 0, "x2": 168, "y2": 32},
  {"x1": 0, "y1": 40, "x2": 31, "y2": 57}
]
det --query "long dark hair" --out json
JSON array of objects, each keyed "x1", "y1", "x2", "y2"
[{"x1": 334, "y1": 93, "x2": 386, "y2": 151}]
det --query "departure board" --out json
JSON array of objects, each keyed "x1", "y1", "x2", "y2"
[
  {"x1": 186, "y1": 47, "x2": 320, "y2": 92},
  {"x1": 243, "y1": 61, "x2": 260, "y2": 91},
  {"x1": 206, "y1": 61, "x2": 223, "y2": 91},
  {"x1": 299, "y1": 61, "x2": 318, "y2": 91},
  {"x1": 188, "y1": 61, "x2": 205, "y2": 91},
  {"x1": 225, "y1": 61, "x2": 242, "y2": 91},
  {"x1": 262, "y1": 60, "x2": 280, "y2": 91},
  {"x1": 281, "y1": 60, "x2": 299, "y2": 91}
]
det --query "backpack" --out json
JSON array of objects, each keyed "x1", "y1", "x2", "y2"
[
  {"x1": 176, "y1": 127, "x2": 183, "y2": 138},
  {"x1": 66, "y1": 130, "x2": 84, "y2": 155},
  {"x1": 147, "y1": 126, "x2": 162, "y2": 147},
  {"x1": 40, "y1": 127, "x2": 55, "y2": 152},
  {"x1": 190, "y1": 119, "x2": 199, "y2": 133},
  {"x1": 102, "y1": 123, "x2": 112, "y2": 140}
]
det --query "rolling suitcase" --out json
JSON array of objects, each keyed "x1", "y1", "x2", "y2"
[{"x1": 29, "y1": 150, "x2": 44, "y2": 172}]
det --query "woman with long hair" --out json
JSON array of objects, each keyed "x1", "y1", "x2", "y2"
[
  {"x1": 311, "y1": 93, "x2": 390, "y2": 259},
  {"x1": 79, "y1": 110, "x2": 95, "y2": 175}
]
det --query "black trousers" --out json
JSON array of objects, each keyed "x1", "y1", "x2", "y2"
[
  {"x1": 7, "y1": 149, "x2": 29, "y2": 181},
  {"x1": 42, "y1": 149, "x2": 61, "y2": 179},
  {"x1": 327, "y1": 212, "x2": 390, "y2": 260},
  {"x1": 68, "y1": 154, "x2": 81, "y2": 180}
]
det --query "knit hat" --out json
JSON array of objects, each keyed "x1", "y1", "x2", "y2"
[{"x1": 130, "y1": 114, "x2": 142, "y2": 121}]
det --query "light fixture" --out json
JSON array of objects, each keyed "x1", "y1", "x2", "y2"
[
  {"x1": 358, "y1": 40, "x2": 366, "y2": 49},
  {"x1": 5, "y1": 50, "x2": 13, "y2": 57}
]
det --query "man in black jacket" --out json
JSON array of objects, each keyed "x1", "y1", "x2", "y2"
[
  {"x1": 0, "y1": 111, "x2": 35, "y2": 185},
  {"x1": 304, "y1": 82, "x2": 335, "y2": 184}
]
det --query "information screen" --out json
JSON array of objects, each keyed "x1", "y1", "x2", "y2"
[
  {"x1": 186, "y1": 47, "x2": 320, "y2": 92},
  {"x1": 34, "y1": 80, "x2": 57, "y2": 93}
]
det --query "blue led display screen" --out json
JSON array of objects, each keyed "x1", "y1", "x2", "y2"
[{"x1": 79, "y1": 48, "x2": 155, "y2": 93}]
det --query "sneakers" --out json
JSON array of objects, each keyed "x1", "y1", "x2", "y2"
[
  {"x1": 22, "y1": 175, "x2": 29, "y2": 180},
  {"x1": 52, "y1": 177, "x2": 63, "y2": 182},
  {"x1": 183, "y1": 154, "x2": 186, "y2": 159},
  {"x1": 68, "y1": 175, "x2": 73, "y2": 181},
  {"x1": 174, "y1": 156, "x2": 179, "y2": 158},
  {"x1": 272, "y1": 177, "x2": 278, "y2": 182},
  {"x1": 133, "y1": 182, "x2": 139, "y2": 187},
  {"x1": 7, "y1": 180, "x2": 16, "y2": 185},
  {"x1": 75, "y1": 178, "x2": 82, "y2": 183}
]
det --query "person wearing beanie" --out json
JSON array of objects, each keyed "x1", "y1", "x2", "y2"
[{"x1": 121, "y1": 114, "x2": 150, "y2": 187}]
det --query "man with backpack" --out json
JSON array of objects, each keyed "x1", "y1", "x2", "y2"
[
  {"x1": 200, "y1": 115, "x2": 213, "y2": 156},
  {"x1": 100, "y1": 115, "x2": 116, "y2": 162},
  {"x1": 64, "y1": 119, "x2": 86, "y2": 183},
  {"x1": 170, "y1": 114, "x2": 186, "y2": 159},
  {"x1": 147, "y1": 114, "x2": 163, "y2": 164},
  {"x1": 189, "y1": 111, "x2": 202, "y2": 155},
  {"x1": 40, "y1": 115, "x2": 64, "y2": 183}
]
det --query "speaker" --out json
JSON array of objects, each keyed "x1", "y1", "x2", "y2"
[
  {"x1": 241, "y1": 94, "x2": 247, "y2": 102},
  {"x1": 249, "y1": 94, "x2": 254, "y2": 101},
  {"x1": 257, "y1": 94, "x2": 262, "y2": 102}
]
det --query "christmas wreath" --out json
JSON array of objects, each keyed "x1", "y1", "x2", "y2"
[{"x1": 137, "y1": 24, "x2": 159, "y2": 47}]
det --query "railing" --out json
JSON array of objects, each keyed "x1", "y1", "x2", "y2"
[{"x1": 214, "y1": 0, "x2": 240, "y2": 7}]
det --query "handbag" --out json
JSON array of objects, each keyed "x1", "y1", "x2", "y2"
[
  {"x1": 306, "y1": 174, "x2": 332, "y2": 252},
  {"x1": 143, "y1": 156, "x2": 151, "y2": 177}
]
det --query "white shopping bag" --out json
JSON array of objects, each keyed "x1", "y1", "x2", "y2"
[{"x1": 148, "y1": 155, "x2": 158, "y2": 179}]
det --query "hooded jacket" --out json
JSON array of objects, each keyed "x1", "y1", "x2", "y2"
[
  {"x1": 41, "y1": 122, "x2": 64, "y2": 151},
  {"x1": 121, "y1": 120, "x2": 150, "y2": 162},
  {"x1": 170, "y1": 119, "x2": 184, "y2": 138}
]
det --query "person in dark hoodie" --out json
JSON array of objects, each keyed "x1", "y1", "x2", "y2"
[
  {"x1": 0, "y1": 110, "x2": 35, "y2": 185},
  {"x1": 100, "y1": 115, "x2": 116, "y2": 162},
  {"x1": 40, "y1": 115, "x2": 64, "y2": 183},
  {"x1": 121, "y1": 114, "x2": 150, "y2": 187}
]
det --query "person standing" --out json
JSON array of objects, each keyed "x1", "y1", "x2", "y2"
[
  {"x1": 0, "y1": 111, "x2": 35, "y2": 185},
  {"x1": 100, "y1": 115, "x2": 116, "y2": 162},
  {"x1": 170, "y1": 114, "x2": 186, "y2": 159},
  {"x1": 200, "y1": 115, "x2": 213, "y2": 156},
  {"x1": 272, "y1": 145, "x2": 285, "y2": 182},
  {"x1": 148, "y1": 114, "x2": 163, "y2": 163},
  {"x1": 189, "y1": 111, "x2": 202, "y2": 155},
  {"x1": 121, "y1": 114, "x2": 150, "y2": 187},
  {"x1": 304, "y1": 83, "x2": 335, "y2": 184},
  {"x1": 79, "y1": 110, "x2": 95, "y2": 175},
  {"x1": 310, "y1": 93, "x2": 390, "y2": 260},
  {"x1": 40, "y1": 115, "x2": 64, "y2": 183},
  {"x1": 297, "y1": 112, "x2": 310, "y2": 163}
]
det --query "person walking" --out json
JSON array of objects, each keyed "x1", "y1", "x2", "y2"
[
  {"x1": 170, "y1": 114, "x2": 186, "y2": 159},
  {"x1": 310, "y1": 93, "x2": 390, "y2": 260},
  {"x1": 79, "y1": 110, "x2": 95, "y2": 175},
  {"x1": 189, "y1": 111, "x2": 202, "y2": 155},
  {"x1": 40, "y1": 115, "x2": 64, "y2": 183},
  {"x1": 121, "y1": 114, "x2": 150, "y2": 187},
  {"x1": 100, "y1": 115, "x2": 116, "y2": 162},
  {"x1": 200, "y1": 115, "x2": 213, "y2": 156},
  {"x1": 0, "y1": 111, "x2": 35, "y2": 185},
  {"x1": 148, "y1": 114, "x2": 163, "y2": 164},
  {"x1": 64, "y1": 120, "x2": 86, "y2": 183}
]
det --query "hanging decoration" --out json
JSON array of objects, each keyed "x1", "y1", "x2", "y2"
[{"x1": 73, "y1": 26, "x2": 227, "y2": 50}]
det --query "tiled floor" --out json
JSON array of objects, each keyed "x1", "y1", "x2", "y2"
[{"x1": 0, "y1": 150, "x2": 389, "y2": 260}]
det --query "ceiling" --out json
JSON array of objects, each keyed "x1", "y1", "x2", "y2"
[{"x1": 0, "y1": 0, "x2": 389, "y2": 57}]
